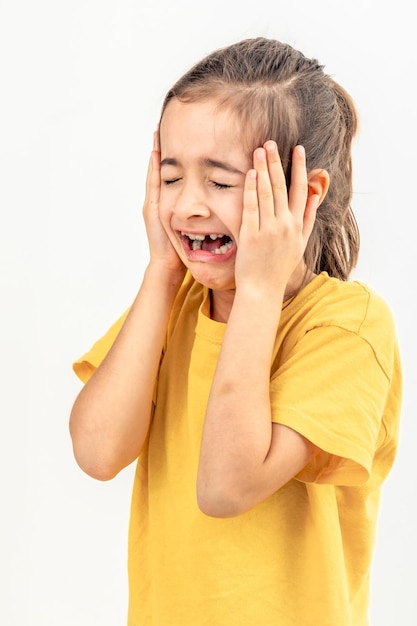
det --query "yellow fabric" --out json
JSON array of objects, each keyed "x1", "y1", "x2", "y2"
[{"x1": 73, "y1": 272, "x2": 402, "y2": 626}]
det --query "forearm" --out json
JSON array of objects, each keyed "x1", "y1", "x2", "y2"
[
  {"x1": 197, "y1": 143, "x2": 322, "y2": 515},
  {"x1": 69, "y1": 263, "x2": 184, "y2": 480},
  {"x1": 197, "y1": 284, "x2": 285, "y2": 513}
]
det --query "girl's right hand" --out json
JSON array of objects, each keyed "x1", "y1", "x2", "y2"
[{"x1": 142, "y1": 131, "x2": 185, "y2": 276}]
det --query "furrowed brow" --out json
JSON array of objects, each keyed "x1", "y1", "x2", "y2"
[
  {"x1": 202, "y1": 158, "x2": 244, "y2": 175},
  {"x1": 160, "y1": 157, "x2": 179, "y2": 168},
  {"x1": 160, "y1": 156, "x2": 244, "y2": 175}
]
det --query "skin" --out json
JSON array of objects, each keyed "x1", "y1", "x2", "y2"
[{"x1": 69, "y1": 97, "x2": 330, "y2": 518}]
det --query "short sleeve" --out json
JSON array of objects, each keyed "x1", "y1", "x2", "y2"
[
  {"x1": 72, "y1": 308, "x2": 130, "y2": 384},
  {"x1": 270, "y1": 325, "x2": 396, "y2": 486}
]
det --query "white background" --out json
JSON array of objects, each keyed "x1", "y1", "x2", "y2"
[{"x1": 1, "y1": 0, "x2": 415, "y2": 624}]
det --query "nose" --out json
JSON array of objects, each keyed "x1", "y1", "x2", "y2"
[{"x1": 174, "y1": 182, "x2": 211, "y2": 220}]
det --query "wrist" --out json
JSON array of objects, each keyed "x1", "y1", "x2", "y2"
[
  {"x1": 144, "y1": 261, "x2": 186, "y2": 291},
  {"x1": 235, "y1": 280, "x2": 286, "y2": 308}
]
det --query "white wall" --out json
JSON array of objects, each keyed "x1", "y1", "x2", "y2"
[{"x1": 1, "y1": 1, "x2": 415, "y2": 624}]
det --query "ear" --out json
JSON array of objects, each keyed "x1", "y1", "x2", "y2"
[{"x1": 307, "y1": 169, "x2": 330, "y2": 206}]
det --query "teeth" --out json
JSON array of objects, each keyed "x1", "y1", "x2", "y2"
[
  {"x1": 181, "y1": 231, "x2": 224, "y2": 241},
  {"x1": 181, "y1": 231, "x2": 204, "y2": 241},
  {"x1": 180, "y1": 231, "x2": 233, "y2": 255},
  {"x1": 212, "y1": 240, "x2": 233, "y2": 254}
]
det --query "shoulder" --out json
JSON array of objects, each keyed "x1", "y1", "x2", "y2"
[
  {"x1": 272, "y1": 274, "x2": 401, "y2": 481},
  {"x1": 296, "y1": 272, "x2": 394, "y2": 330},
  {"x1": 281, "y1": 272, "x2": 399, "y2": 378},
  {"x1": 72, "y1": 307, "x2": 131, "y2": 383},
  {"x1": 294, "y1": 272, "x2": 395, "y2": 331},
  {"x1": 72, "y1": 272, "x2": 203, "y2": 384}
]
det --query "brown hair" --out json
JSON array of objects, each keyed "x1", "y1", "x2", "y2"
[{"x1": 161, "y1": 37, "x2": 359, "y2": 280}]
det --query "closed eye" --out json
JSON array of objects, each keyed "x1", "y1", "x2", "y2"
[
  {"x1": 211, "y1": 181, "x2": 233, "y2": 190},
  {"x1": 162, "y1": 179, "x2": 233, "y2": 189}
]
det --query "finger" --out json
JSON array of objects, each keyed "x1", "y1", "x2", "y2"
[
  {"x1": 264, "y1": 141, "x2": 288, "y2": 216},
  {"x1": 153, "y1": 127, "x2": 160, "y2": 152},
  {"x1": 145, "y1": 151, "x2": 160, "y2": 196},
  {"x1": 303, "y1": 193, "x2": 320, "y2": 240},
  {"x1": 287, "y1": 145, "x2": 309, "y2": 222},
  {"x1": 242, "y1": 169, "x2": 260, "y2": 231},
  {"x1": 144, "y1": 138, "x2": 161, "y2": 212},
  {"x1": 150, "y1": 150, "x2": 161, "y2": 198},
  {"x1": 147, "y1": 130, "x2": 161, "y2": 193},
  {"x1": 252, "y1": 148, "x2": 278, "y2": 229},
  {"x1": 145, "y1": 128, "x2": 160, "y2": 192}
]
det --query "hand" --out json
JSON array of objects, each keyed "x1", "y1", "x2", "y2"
[
  {"x1": 235, "y1": 141, "x2": 320, "y2": 296},
  {"x1": 142, "y1": 131, "x2": 185, "y2": 276}
]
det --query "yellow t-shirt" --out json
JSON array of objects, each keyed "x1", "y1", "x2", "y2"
[{"x1": 73, "y1": 272, "x2": 402, "y2": 626}]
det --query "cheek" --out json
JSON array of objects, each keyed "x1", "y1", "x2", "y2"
[
  {"x1": 229, "y1": 196, "x2": 244, "y2": 229},
  {"x1": 157, "y1": 198, "x2": 182, "y2": 248}
]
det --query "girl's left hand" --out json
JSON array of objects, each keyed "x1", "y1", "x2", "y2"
[{"x1": 235, "y1": 141, "x2": 320, "y2": 296}]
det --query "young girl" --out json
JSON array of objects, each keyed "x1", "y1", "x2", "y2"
[{"x1": 70, "y1": 37, "x2": 402, "y2": 625}]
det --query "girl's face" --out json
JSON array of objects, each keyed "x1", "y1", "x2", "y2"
[{"x1": 159, "y1": 98, "x2": 251, "y2": 293}]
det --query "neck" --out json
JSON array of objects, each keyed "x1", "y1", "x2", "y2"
[{"x1": 209, "y1": 288, "x2": 235, "y2": 323}]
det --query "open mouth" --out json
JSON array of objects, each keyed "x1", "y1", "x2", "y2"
[{"x1": 180, "y1": 232, "x2": 233, "y2": 255}]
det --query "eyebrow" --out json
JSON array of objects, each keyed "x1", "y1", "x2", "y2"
[{"x1": 160, "y1": 157, "x2": 244, "y2": 175}]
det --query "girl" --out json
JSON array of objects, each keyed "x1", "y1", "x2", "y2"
[{"x1": 70, "y1": 38, "x2": 402, "y2": 625}]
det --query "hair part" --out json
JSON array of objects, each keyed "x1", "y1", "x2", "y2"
[{"x1": 161, "y1": 37, "x2": 360, "y2": 281}]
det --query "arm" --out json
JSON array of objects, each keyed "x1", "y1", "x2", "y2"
[
  {"x1": 69, "y1": 135, "x2": 185, "y2": 480},
  {"x1": 197, "y1": 142, "x2": 327, "y2": 517}
]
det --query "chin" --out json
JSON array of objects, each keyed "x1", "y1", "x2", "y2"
[{"x1": 188, "y1": 265, "x2": 235, "y2": 292}]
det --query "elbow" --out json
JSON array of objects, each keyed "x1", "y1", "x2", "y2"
[
  {"x1": 71, "y1": 443, "x2": 121, "y2": 481},
  {"x1": 196, "y1": 477, "x2": 253, "y2": 518},
  {"x1": 197, "y1": 495, "x2": 243, "y2": 519},
  {"x1": 69, "y1": 422, "x2": 123, "y2": 481},
  {"x1": 78, "y1": 458, "x2": 120, "y2": 482},
  {"x1": 86, "y1": 465, "x2": 119, "y2": 481}
]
